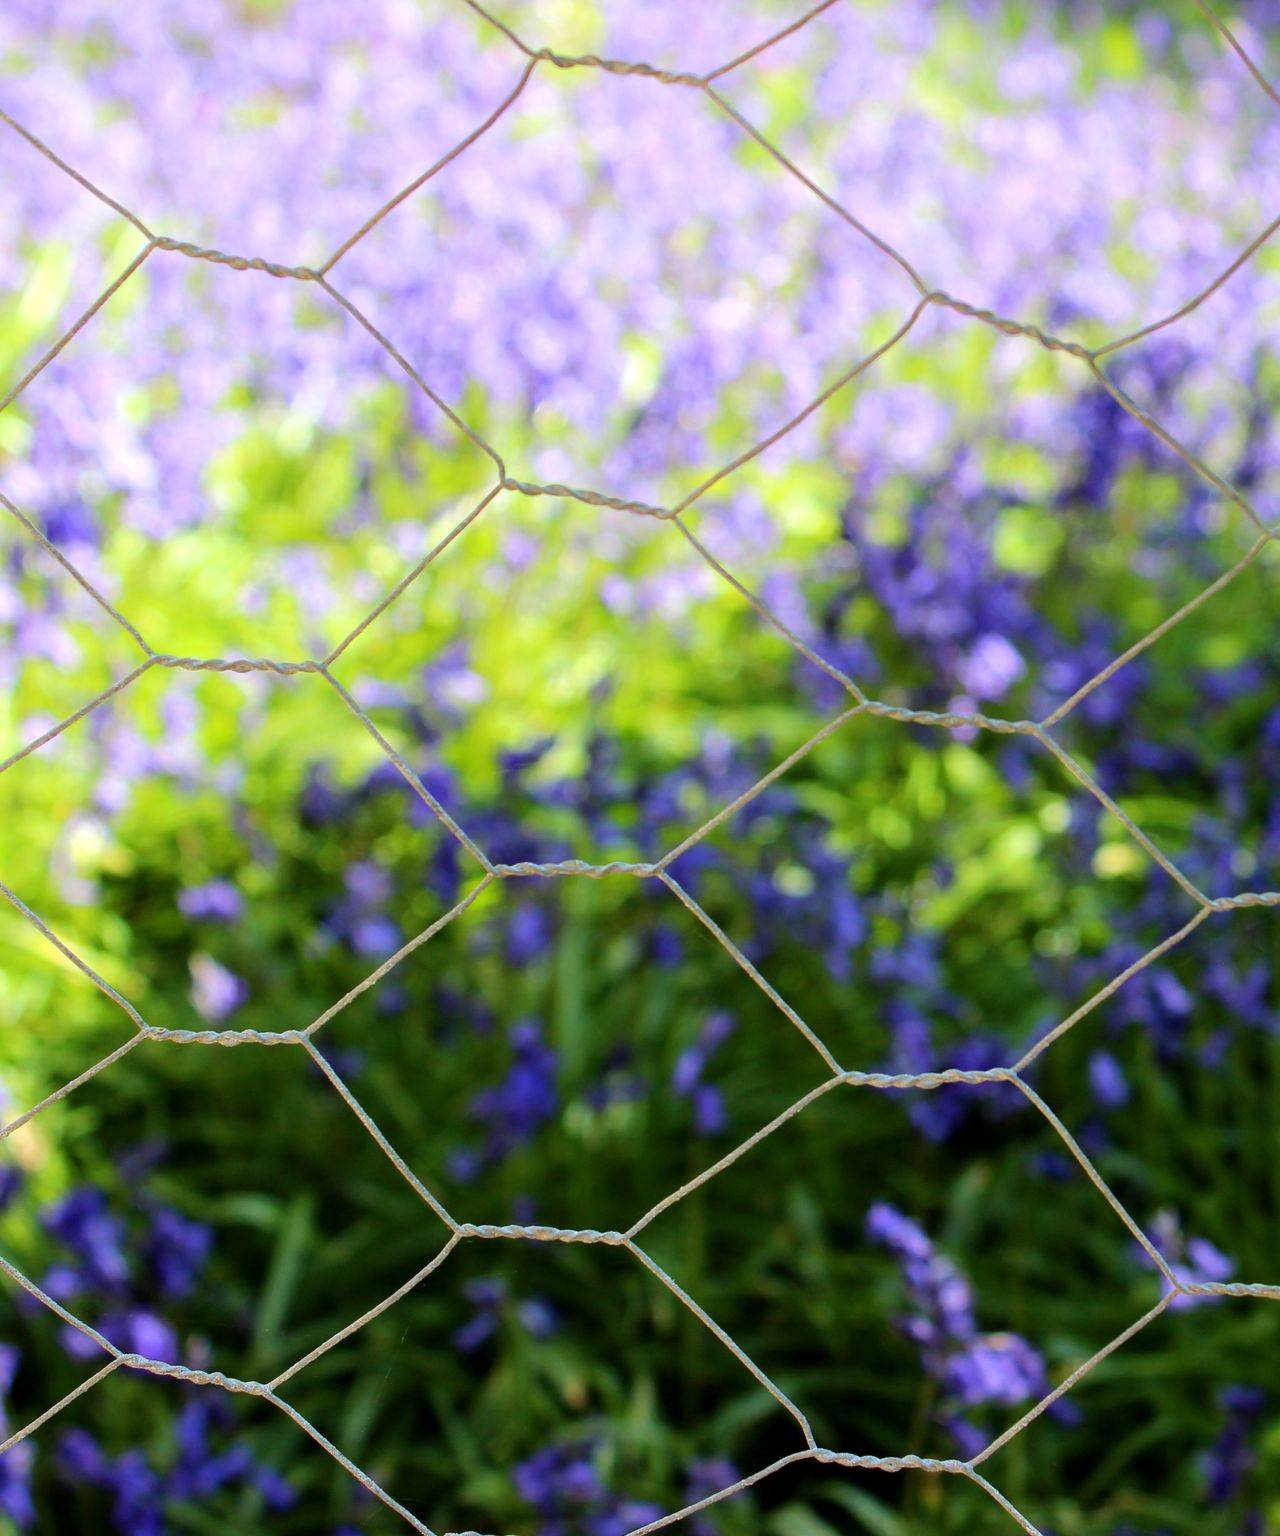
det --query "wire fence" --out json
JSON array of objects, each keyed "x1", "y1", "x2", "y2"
[{"x1": 1, "y1": 1, "x2": 1279, "y2": 1531}]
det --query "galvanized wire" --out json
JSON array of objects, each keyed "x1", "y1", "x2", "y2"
[{"x1": 2, "y1": 3, "x2": 1280, "y2": 1533}]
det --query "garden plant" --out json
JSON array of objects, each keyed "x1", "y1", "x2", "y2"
[{"x1": 2, "y1": 1, "x2": 1280, "y2": 1533}]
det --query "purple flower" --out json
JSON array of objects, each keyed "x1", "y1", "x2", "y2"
[
  {"x1": 453, "y1": 1276, "x2": 560, "y2": 1352},
  {"x1": 102, "y1": 1307, "x2": 179, "y2": 1362},
  {"x1": 469, "y1": 1020, "x2": 560, "y2": 1165},
  {"x1": 0, "y1": 1346, "x2": 34, "y2": 1531},
  {"x1": 1145, "y1": 1210, "x2": 1236, "y2": 1309},
  {"x1": 685, "y1": 1458, "x2": 741, "y2": 1536},
  {"x1": 43, "y1": 1187, "x2": 130, "y2": 1291},
  {"x1": 1204, "y1": 1386, "x2": 1265, "y2": 1506},
  {"x1": 944, "y1": 1335, "x2": 1047, "y2": 1406},
  {"x1": 325, "y1": 860, "x2": 404, "y2": 958},
  {"x1": 57, "y1": 1429, "x2": 110, "y2": 1485},
  {"x1": 506, "y1": 902, "x2": 556, "y2": 965},
  {"x1": 253, "y1": 1465, "x2": 298, "y2": 1511},
  {"x1": 177, "y1": 880, "x2": 244, "y2": 923},
  {"x1": 0, "y1": 1165, "x2": 23, "y2": 1211},
  {"x1": 671, "y1": 1012, "x2": 735, "y2": 1135},
  {"x1": 1087, "y1": 1050, "x2": 1130, "y2": 1110},
  {"x1": 189, "y1": 954, "x2": 250, "y2": 1024},
  {"x1": 868, "y1": 1203, "x2": 1054, "y2": 1449},
  {"x1": 145, "y1": 1207, "x2": 213, "y2": 1300},
  {"x1": 514, "y1": 1444, "x2": 605, "y2": 1514},
  {"x1": 349, "y1": 913, "x2": 403, "y2": 959}
]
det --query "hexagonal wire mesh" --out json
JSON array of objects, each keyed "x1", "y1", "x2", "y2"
[{"x1": 1, "y1": 1, "x2": 1279, "y2": 1532}]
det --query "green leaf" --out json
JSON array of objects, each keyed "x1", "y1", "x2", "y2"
[{"x1": 249, "y1": 1191, "x2": 316, "y2": 1372}]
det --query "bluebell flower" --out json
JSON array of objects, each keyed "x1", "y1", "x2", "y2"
[
  {"x1": 1145, "y1": 1210, "x2": 1235, "y2": 1309},
  {"x1": 453, "y1": 1276, "x2": 560, "y2": 1352},
  {"x1": 944, "y1": 1334, "x2": 1047, "y2": 1406},
  {"x1": 0, "y1": 1165, "x2": 25, "y2": 1210},
  {"x1": 514, "y1": 1439, "x2": 663, "y2": 1536},
  {"x1": 108, "y1": 1448, "x2": 165, "y2": 1536},
  {"x1": 323, "y1": 860, "x2": 404, "y2": 959},
  {"x1": 100, "y1": 1307, "x2": 179, "y2": 1362},
  {"x1": 1203, "y1": 1386, "x2": 1265, "y2": 1506},
  {"x1": 589, "y1": 1500, "x2": 665, "y2": 1536},
  {"x1": 469, "y1": 1020, "x2": 560, "y2": 1163},
  {"x1": 649, "y1": 925, "x2": 684, "y2": 968},
  {"x1": 177, "y1": 880, "x2": 244, "y2": 922},
  {"x1": 446, "y1": 1147, "x2": 485, "y2": 1184},
  {"x1": 685, "y1": 1457, "x2": 740, "y2": 1536},
  {"x1": 1088, "y1": 1051, "x2": 1129, "y2": 1110},
  {"x1": 0, "y1": 1344, "x2": 35, "y2": 1530},
  {"x1": 671, "y1": 1013, "x2": 734, "y2": 1136},
  {"x1": 59, "y1": 1386, "x2": 297, "y2": 1528},
  {"x1": 58, "y1": 1428, "x2": 110, "y2": 1484},
  {"x1": 189, "y1": 954, "x2": 250, "y2": 1024},
  {"x1": 145, "y1": 1206, "x2": 213, "y2": 1300},
  {"x1": 349, "y1": 913, "x2": 403, "y2": 959},
  {"x1": 43, "y1": 1187, "x2": 130, "y2": 1291},
  {"x1": 514, "y1": 1443, "x2": 605, "y2": 1514},
  {"x1": 868, "y1": 1203, "x2": 1060, "y2": 1451},
  {"x1": 507, "y1": 902, "x2": 556, "y2": 965},
  {"x1": 300, "y1": 765, "x2": 347, "y2": 825},
  {"x1": 253, "y1": 1464, "x2": 298, "y2": 1511}
]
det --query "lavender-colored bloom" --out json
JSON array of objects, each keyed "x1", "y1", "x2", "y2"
[
  {"x1": 671, "y1": 1012, "x2": 735, "y2": 1135},
  {"x1": 446, "y1": 1147, "x2": 485, "y2": 1184},
  {"x1": 145, "y1": 1206, "x2": 213, "y2": 1300},
  {"x1": 868, "y1": 1202, "x2": 1054, "y2": 1449},
  {"x1": 343, "y1": 860, "x2": 394, "y2": 909},
  {"x1": 937, "y1": 1415, "x2": 988, "y2": 1461},
  {"x1": 57, "y1": 1428, "x2": 110, "y2": 1485},
  {"x1": 1203, "y1": 1386, "x2": 1265, "y2": 1506},
  {"x1": 60, "y1": 1385, "x2": 295, "y2": 1527},
  {"x1": 453, "y1": 1276, "x2": 560, "y2": 1352},
  {"x1": 1088, "y1": 1050, "x2": 1130, "y2": 1110},
  {"x1": 0, "y1": 1344, "x2": 34, "y2": 1530},
  {"x1": 690, "y1": 1084, "x2": 727, "y2": 1135},
  {"x1": 349, "y1": 913, "x2": 403, "y2": 959},
  {"x1": 1145, "y1": 1210, "x2": 1236, "y2": 1309},
  {"x1": 177, "y1": 879, "x2": 244, "y2": 923},
  {"x1": 253, "y1": 1464, "x2": 298, "y2": 1511},
  {"x1": 0, "y1": 1165, "x2": 23, "y2": 1211},
  {"x1": 516, "y1": 1296, "x2": 560, "y2": 1339},
  {"x1": 326, "y1": 859, "x2": 403, "y2": 959},
  {"x1": 514, "y1": 1443, "x2": 605, "y2": 1514},
  {"x1": 514, "y1": 1439, "x2": 662, "y2": 1536},
  {"x1": 649, "y1": 925, "x2": 684, "y2": 968},
  {"x1": 43, "y1": 1187, "x2": 130, "y2": 1291},
  {"x1": 590, "y1": 1501, "x2": 666, "y2": 1536},
  {"x1": 469, "y1": 1020, "x2": 560, "y2": 1163},
  {"x1": 189, "y1": 953, "x2": 250, "y2": 1024},
  {"x1": 506, "y1": 902, "x2": 556, "y2": 965},
  {"x1": 944, "y1": 1334, "x2": 1047, "y2": 1406},
  {"x1": 99, "y1": 1307, "x2": 179, "y2": 1362},
  {"x1": 685, "y1": 1458, "x2": 740, "y2": 1536},
  {"x1": 108, "y1": 1448, "x2": 165, "y2": 1536}
]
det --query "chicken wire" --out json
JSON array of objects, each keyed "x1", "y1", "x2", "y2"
[{"x1": 2, "y1": 0, "x2": 1280, "y2": 1532}]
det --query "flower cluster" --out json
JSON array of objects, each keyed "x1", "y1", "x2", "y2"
[
  {"x1": 512, "y1": 1440, "x2": 664, "y2": 1536},
  {"x1": 58, "y1": 1390, "x2": 297, "y2": 1536},
  {"x1": 37, "y1": 1182, "x2": 211, "y2": 1364},
  {"x1": 671, "y1": 1012, "x2": 736, "y2": 1136},
  {"x1": 0, "y1": 1345, "x2": 35, "y2": 1529},
  {"x1": 866, "y1": 1202, "x2": 1064, "y2": 1456},
  {"x1": 453, "y1": 1275, "x2": 560, "y2": 1354}
]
